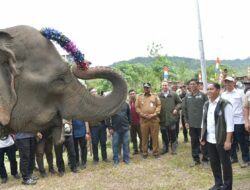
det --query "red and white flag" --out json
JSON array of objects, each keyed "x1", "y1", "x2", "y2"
[{"x1": 215, "y1": 57, "x2": 221, "y2": 70}]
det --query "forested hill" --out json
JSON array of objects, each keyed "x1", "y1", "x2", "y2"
[{"x1": 113, "y1": 56, "x2": 250, "y2": 71}]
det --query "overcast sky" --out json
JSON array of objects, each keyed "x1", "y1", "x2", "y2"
[{"x1": 1, "y1": 0, "x2": 250, "y2": 66}]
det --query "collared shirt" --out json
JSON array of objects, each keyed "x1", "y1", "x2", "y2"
[
  {"x1": 136, "y1": 93, "x2": 161, "y2": 116},
  {"x1": 162, "y1": 90, "x2": 169, "y2": 98},
  {"x1": 183, "y1": 91, "x2": 207, "y2": 128},
  {"x1": 221, "y1": 88, "x2": 245, "y2": 124},
  {"x1": 206, "y1": 96, "x2": 234, "y2": 144},
  {"x1": 0, "y1": 135, "x2": 14, "y2": 148}
]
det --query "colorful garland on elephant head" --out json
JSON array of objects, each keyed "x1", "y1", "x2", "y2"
[{"x1": 40, "y1": 28, "x2": 89, "y2": 70}]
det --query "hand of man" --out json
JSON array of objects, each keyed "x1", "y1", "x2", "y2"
[
  {"x1": 37, "y1": 132, "x2": 43, "y2": 140},
  {"x1": 224, "y1": 141, "x2": 231, "y2": 151},
  {"x1": 245, "y1": 122, "x2": 250, "y2": 132},
  {"x1": 85, "y1": 134, "x2": 91, "y2": 141},
  {"x1": 109, "y1": 129, "x2": 113, "y2": 136},
  {"x1": 200, "y1": 140, "x2": 205, "y2": 146},
  {"x1": 173, "y1": 109, "x2": 178, "y2": 115},
  {"x1": 147, "y1": 113, "x2": 156, "y2": 119}
]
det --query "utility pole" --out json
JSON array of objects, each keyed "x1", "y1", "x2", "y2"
[{"x1": 196, "y1": 0, "x2": 207, "y2": 92}]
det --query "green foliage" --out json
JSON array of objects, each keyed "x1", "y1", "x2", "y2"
[
  {"x1": 114, "y1": 63, "x2": 160, "y2": 93},
  {"x1": 85, "y1": 44, "x2": 248, "y2": 93},
  {"x1": 85, "y1": 79, "x2": 112, "y2": 94}
]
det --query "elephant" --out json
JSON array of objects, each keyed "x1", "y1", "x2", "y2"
[{"x1": 0, "y1": 25, "x2": 127, "y2": 143}]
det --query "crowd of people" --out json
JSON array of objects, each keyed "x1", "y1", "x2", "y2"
[{"x1": 1, "y1": 77, "x2": 250, "y2": 190}]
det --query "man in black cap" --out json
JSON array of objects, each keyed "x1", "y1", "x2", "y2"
[{"x1": 135, "y1": 82, "x2": 161, "y2": 159}]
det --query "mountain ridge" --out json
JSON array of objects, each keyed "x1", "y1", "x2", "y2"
[{"x1": 113, "y1": 55, "x2": 250, "y2": 71}]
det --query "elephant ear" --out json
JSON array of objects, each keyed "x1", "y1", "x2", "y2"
[{"x1": 0, "y1": 31, "x2": 18, "y2": 127}]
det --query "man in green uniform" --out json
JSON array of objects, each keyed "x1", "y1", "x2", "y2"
[
  {"x1": 183, "y1": 79, "x2": 209, "y2": 167},
  {"x1": 159, "y1": 81, "x2": 182, "y2": 155}
]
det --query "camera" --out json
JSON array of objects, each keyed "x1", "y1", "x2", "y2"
[{"x1": 64, "y1": 123, "x2": 72, "y2": 134}]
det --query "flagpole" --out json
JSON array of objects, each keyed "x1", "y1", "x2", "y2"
[{"x1": 196, "y1": 0, "x2": 207, "y2": 92}]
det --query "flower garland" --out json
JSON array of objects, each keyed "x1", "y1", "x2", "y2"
[{"x1": 40, "y1": 28, "x2": 88, "y2": 70}]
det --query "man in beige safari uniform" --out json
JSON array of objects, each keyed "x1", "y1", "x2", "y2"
[{"x1": 135, "y1": 82, "x2": 161, "y2": 159}]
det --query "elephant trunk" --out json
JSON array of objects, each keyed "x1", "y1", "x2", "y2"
[{"x1": 70, "y1": 65, "x2": 127, "y2": 122}]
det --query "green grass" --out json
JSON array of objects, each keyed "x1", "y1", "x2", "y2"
[{"x1": 1, "y1": 132, "x2": 250, "y2": 190}]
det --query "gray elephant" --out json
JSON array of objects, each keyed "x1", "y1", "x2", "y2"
[{"x1": 0, "y1": 25, "x2": 127, "y2": 143}]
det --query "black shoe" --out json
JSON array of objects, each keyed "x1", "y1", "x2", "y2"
[
  {"x1": 80, "y1": 163, "x2": 87, "y2": 170},
  {"x1": 58, "y1": 171, "x2": 64, "y2": 177},
  {"x1": 154, "y1": 155, "x2": 160, "y2": 159},
  {"x1": 231, "y1": 159, "x2": 238, "y2": 164},
  {"x1": 22, "y1": 178, "x2": 37, "y2": 185},
  {"x1": 132, "y1": 151, "x2": 139, "y2": 155},
  {"x1": 202, "y1": 161, "x2": 209, "y2": 169},
  {"x1": 142, "y1": 155, "x2": 148, "y2": 159},
  {"x1": 160, "y1": 150, "x2": 168, "y2": 155},
  {"x1": 103, "y1": 159, "x2": 110, "y2": 163},
  {"x1": 208, "y1": 184, "x2": 222, "y2": 190},
  {"x1": 190, "y1": 161, "x2": 201, "y2": 167},
  {"x1": 49, "y1": 168, "x2": 56, "y2": 174},
  {"x1": 13, "y1": 174, "x2": 21, "y2": 179},
  {"x1": 1, "y1": 178, "x2": 7, "y2": 184},
  {"x1": 40, "y1": 172, "x2": 47, "y2": 178},
  {"x1": 71, "y1": 168, "x2": 78, "y2": 173}
]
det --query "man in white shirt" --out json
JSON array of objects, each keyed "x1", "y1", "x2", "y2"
[
  {"x1": 221, "y1": 76, "x2": 250, "y2": 168},
  {"x1": 201, "y1": 83, "x2": 234, "y2": 190}
]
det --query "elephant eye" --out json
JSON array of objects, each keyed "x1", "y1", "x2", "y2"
[{"x1": 50, "y1": 78, "x2": 66, "y2": 91}]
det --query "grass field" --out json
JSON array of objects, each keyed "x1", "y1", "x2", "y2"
[{"x1": 1, "y1": 133, "x2": 250, "y2": 190}]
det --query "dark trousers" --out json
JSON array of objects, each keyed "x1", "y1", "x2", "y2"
[
  {"x1": 73, "y1": 136, "x2": 87, "y2": 165},
  {"x1": 36, "y1": 136, "x2": 54, "y2": 173},
  {"x1": 54, "y1": 135, "x2": 76, "y2": 172},
  {"x1": 161, "y1": 126, "x2": 177, "y2": 150},
  {"x1": 130, "y1": 124, "x2": 142, "y2": 152},
  {"x1": 230, "y1": 124, "x2": 250, "y2": 162},
  {"x1": 181, "y1": 115, "x2": 188, "y2": 139},
  {"x1": 90, "y1": 125, "x2": 107, "y2": 161},
  {"x1": 0, "y1": 144, "x2": 18, "y2": 179},
  {"x1": 16, "y1": 137, "x2": 36, "y2": 180},
  {"x1": 189, "y1": 127, "x2": 208, "y2": 162},
  {"x1": 207, "y1": 142, "x2": 232, "y2": 190},
  {"x1": 175, "y1": 119, "x2": 180, "y2": 140}
]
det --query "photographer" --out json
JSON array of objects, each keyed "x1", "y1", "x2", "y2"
[{"x1": 54, "y1": 120, "x2": 78, "y2": 177}]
